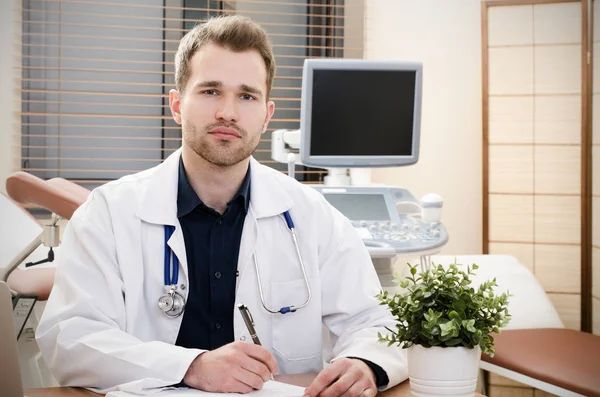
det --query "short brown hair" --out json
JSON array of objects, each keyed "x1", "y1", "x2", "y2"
[{"x1": 174, "y1": 15, "x2": 276, "y2": 99}]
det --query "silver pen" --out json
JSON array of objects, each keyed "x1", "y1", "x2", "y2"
[{"x1": 237, "y1": 303, "x2": 274, "y2": 380}]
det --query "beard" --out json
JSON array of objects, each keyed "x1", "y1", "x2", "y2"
[{"x1": 182, "y1": 120, "x2": 261, "y2": 167}]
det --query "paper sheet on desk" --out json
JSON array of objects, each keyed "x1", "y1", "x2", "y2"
[{"x1": 107, "y1": 380, "x2": 305, "y2": 397}]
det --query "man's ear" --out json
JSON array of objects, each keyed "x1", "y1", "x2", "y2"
[
  {"x1": 262, "y1": 100, "x2": 276, "y2": 134},
  {"x1": 169, "y1": 89, "x2": 182, "y2": 125}
]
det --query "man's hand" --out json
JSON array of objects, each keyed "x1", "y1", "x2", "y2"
[
  {"x1": 183, "y1": 341, "x2": 278, "y2": 393},
  {"x1": 303, "y1": 358, "x2": 377, "y2": 397}
]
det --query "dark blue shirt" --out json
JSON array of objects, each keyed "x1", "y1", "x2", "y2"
[
  {"x1": 175, "y1": 157, "x2": 250, "y2": 351},
  {"x1": 173, "y1": 158, "x2": 388, "y2": 387}
]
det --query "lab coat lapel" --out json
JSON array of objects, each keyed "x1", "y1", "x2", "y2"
[
  {"x1": 236, "y1": 158, "x2": 295, "y2": 284},
  {"x1": 136, "y1": 148, "x2": 188, "y2": 281},
  {"x1": 236, "y1": 209, "x2": 257, "y2": 291}
]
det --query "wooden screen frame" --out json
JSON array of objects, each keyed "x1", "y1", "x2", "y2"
[{"x1": 481, "y1": 0, "x2": 593, "y2": 332}]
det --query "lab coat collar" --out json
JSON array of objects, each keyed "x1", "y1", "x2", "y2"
[
  {"x1": 136, "y1": 148, "x2": 181, "y2": 226},
  {"x1": 136, "y1": 148, "x2": 294, "y2": 226},
  {"x1": 247, "y1": 156, "x2": 294, "y2": 219}
]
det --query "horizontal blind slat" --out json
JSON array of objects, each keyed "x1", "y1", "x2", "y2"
[
  {"x1": 21, "y1": 90, "x2": 302, "y2": 101},
  {"x1": 22, "y1": 100, "x2": 302, "y2": 111},
  {"x1": 21, "y1": 4, "x2": 353, "y2": 21},
  {"x1": 21, "y1": 78, "x2": 304, "y2": 89},
  {"x1": 30, "y1": 0, "x2": 350, "y2": 11},
  {"x1": 19, "y1": 58, "x2": 335, "y2": 74},
  {"x1": 21, "y1": 146, "x2": 271, "y2": 152},
  {"x1": 21, "y1": 29, "x2": 354, "y2": 42},
  {"x1": 21, "y1": 124, "x2": 286, "y2": 133},
  {"x1": 21, "y1": 18, "x2": 345, "y2": 32},
  {"x1": 20, "y1": 111, "x2": 300, "y2": 120},
  {"x1": 21, "y1": 42, "x2": 353, "y2": 52}
]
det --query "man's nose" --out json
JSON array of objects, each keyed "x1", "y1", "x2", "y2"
[{"x1": 215, "y1": 95, "x2": 238, "y2": 122}]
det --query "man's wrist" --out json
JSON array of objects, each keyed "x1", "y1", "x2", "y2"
[
  {"x1": 347, "y1": 356, "x2": 389, "y2": 387},
  {"x1": 182, "y1": 351, "x2": 206, "y2": 387}
]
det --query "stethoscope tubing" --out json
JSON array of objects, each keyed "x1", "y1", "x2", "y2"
[
  {"x1": 164, "y1": 225, "x2": 179, "y2": 287},
  {"x1": 254, "y1": 211, "x2": 312, "y2": 314},
  {"x1": 160, "y1": 210, "x2": 311, "y2": 317}
]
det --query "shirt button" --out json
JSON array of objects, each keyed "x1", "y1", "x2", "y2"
[
  {"x1": 215, "y1": 323, "x2": 221, "y2": 330},
  {"x1": 217, "y1": 219, "x2": 223, "y2": 225},
  {"x1": 214, "y1": 271, "x2": 222, "y2": 279}
]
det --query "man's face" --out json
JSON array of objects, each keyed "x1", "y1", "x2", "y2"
[{"x1": 169, "y1": 43, "x2": 275, "y2": 167}]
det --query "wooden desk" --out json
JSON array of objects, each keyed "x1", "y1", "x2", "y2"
[{"x1": 25, "y1": 374, "x2": 484, "y2": 396}]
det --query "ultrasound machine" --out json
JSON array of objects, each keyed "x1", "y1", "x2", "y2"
[{"x1": 272, "y1": 59, "x2": 448, "y2": 287}]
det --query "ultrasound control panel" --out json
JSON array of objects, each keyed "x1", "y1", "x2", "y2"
[{"x1": 310, "y1": 185, "x2": 448, "y2": 257}]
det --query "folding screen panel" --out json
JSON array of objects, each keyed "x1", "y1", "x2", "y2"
[{"x1": 485, "y1": 1, "x2": 583, "y2": 330}]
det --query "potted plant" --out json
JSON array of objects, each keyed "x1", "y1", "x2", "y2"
[{"x1": 377, "y1": 261, "x2": 510, "y2": 396}]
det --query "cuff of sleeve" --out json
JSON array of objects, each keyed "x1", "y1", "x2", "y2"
[
  {"x1": 348, "y1": 356, "x2": 389, "y2": 388},
  {"x1": 171, "y1": 380, "x2": 187, "y2": 388},
  {"x1": 170, "y1": 350, "x2": 205, "y2": 388}
]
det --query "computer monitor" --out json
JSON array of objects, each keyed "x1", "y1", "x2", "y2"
[{"x1": 299, "y1": 59, "x2": 422, "y2": 168}]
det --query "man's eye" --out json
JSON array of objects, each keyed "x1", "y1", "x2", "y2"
[
  {"x1": 241, "y1": 94, "x2": 256, "y2": 101},
  {"x1": 203, "y1": 90, "x2": 218, "y2": 95}
]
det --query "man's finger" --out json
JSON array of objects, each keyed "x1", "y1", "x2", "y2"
[
  {"x1": 342, "y1": 380, "x2": 373, "y2": 397},
  {"x1": 230, "y1": 378, "x2": 254, "y2": 394},
  {"x1": 238, "y1": 353, "x2": 272, "y2": 382},
  {"x1": 319, "y1": 372, "x2": 356, "y2": 397},
  {"x1": 233, "y1": 367, "x2": 265, "y2": 391},
  {"x1": 360, "y1": 388, "x2": 377, "y2": 397},
  {"x1": 303, "y1": 364, "x2": 344, "y2": 397},
  {"x1": 240, "y1": 343, "x2": 279, "y2": 375}
]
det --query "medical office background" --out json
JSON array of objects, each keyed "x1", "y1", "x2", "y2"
[{"x1": 0, "y1": 0, "x2": 599, "y2": 395}]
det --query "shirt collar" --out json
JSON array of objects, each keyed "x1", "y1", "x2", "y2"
[{"x1": 177, "y1": 156, "x2": 251, "y2": 217}]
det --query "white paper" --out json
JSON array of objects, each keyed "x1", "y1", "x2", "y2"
[{"x1": 107, "y1": 380, "x2": 305, "y2": 397}]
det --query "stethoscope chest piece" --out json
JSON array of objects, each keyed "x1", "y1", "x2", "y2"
[{"x1": 158, "y1": 285, "x2": 186, "y2": 318}]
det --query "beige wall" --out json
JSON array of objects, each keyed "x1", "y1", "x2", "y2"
[
  {"x1": 0, "y1": 0, "x2": 20, "y2": 195},
  {"x1": 365, "y1": 0, "x2": 484, "y2": 255}
]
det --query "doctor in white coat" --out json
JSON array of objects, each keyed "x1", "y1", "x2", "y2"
[{"x1": 36, "y1": 15, "x2": 407, "y2": 397}]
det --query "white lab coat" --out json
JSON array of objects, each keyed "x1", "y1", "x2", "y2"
[{"x1": 36, "y1": 149, "x2": 408, "y2": 394}]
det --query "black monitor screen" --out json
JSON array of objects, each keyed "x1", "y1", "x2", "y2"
[{"x1": 310, "y1": 69, "x2": 416, "y2": 156}]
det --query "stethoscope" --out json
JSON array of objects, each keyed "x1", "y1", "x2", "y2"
[
  {"x1": 158, "y1": 225, "x2": 186, "y2": 318},
  {"x1": 158, "y1": 211, "x2": 312, "y2": 318}
]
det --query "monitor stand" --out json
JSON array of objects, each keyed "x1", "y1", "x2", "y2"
[
  {"x1": 324, "y1": 168, "x2": 350, "y2": 186},
  {"x1": 349, "y1": 168, "x2": 372, "y2": 186},
  {"x1": 324, "y1": 168, "x2": 373, "y2": 187}
]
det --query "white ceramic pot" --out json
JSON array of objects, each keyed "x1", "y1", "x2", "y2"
[{"x1": 407, "y1": 344, "x2": 481, "y2": 397}]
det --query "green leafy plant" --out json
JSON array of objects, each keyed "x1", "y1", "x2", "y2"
[{"x1": 377, "y1": 262, "x2": 511, "y2": 356}]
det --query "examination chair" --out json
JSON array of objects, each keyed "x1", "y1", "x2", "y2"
[
  {"x1": 3, "y1": 171, "x2": 90, "y2": 300},
  {"x1": 425, "y1": 255, "x2": 600, "y2": 397},
  {"x1": 2, "y1": 172, "x2": 90, "y2": 388}
]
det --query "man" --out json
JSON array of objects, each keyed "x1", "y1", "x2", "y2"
[{"x1": 36, "y1": 15, "x2": 407, "y2": 397}]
